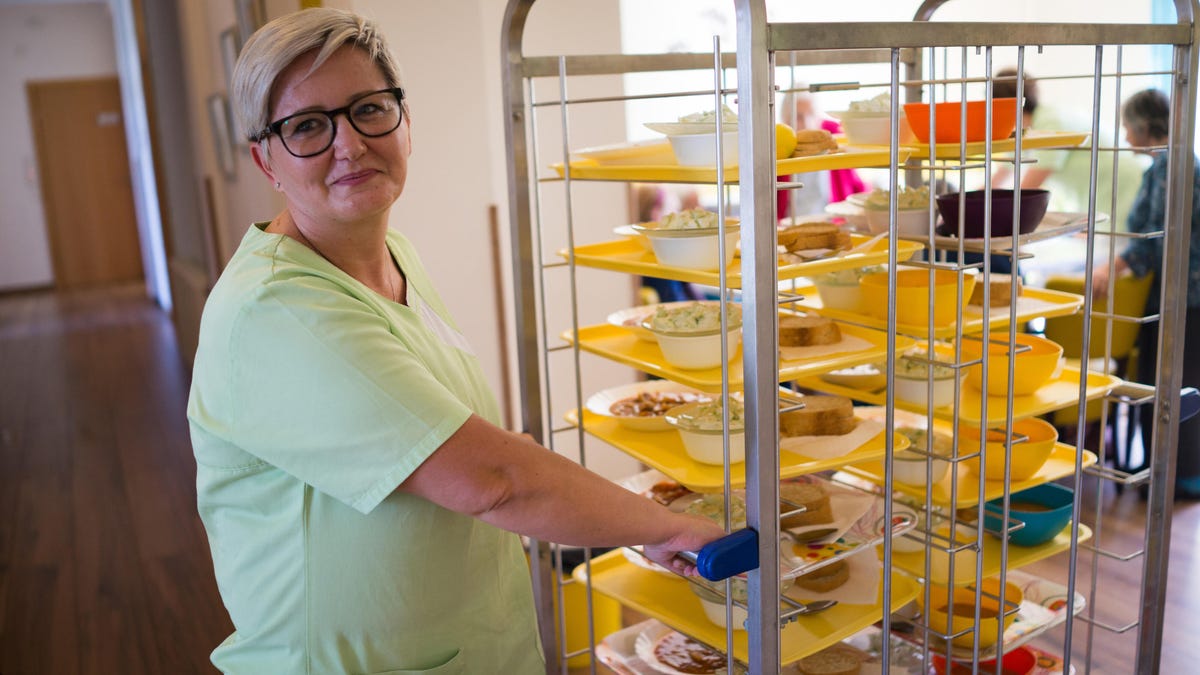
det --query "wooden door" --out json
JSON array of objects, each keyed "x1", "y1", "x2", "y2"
[{"x1": 27, "y1": 77, "x2": 143, "y2": 288}]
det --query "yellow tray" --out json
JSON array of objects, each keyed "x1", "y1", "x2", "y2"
[
  {"x1": 781, "y1": 284, "x2": 1085, "y2": 338},
  {"x1": 574, "y1": 549, "x2": 920, "y2": 664},
  {"x1": 891, "y1": 523, "x2": 1092, "y2": 586},
  {"x1": 844, "y1": 444, "x2": 1098, "y2": 509},
  {"x1": 551, "y1": 145, "x2": 909, "y2": 183},
  {"x1": 564, "y1": 234, "x2": 923, "y2": 288},
  {"x1": 790, "y1": 366, "x2": 1121, "y2": 426},
  {"x1": 901, "y1": 130, "x2": 1090, "y2": 160},
  {"x1": 565, "y1": 408, "x2": 908, "y2": 492},
  {"x1": 564, "y1": 321, "x2": 916, "y2": 393}
]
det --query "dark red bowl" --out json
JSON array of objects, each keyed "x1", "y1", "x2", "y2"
[
  {"x1": 932, "y1": 646, "x2": 1037, "y2": 675},
  {"x1": 935, "y1": 189, "x2": 1050, "y2": 238}
]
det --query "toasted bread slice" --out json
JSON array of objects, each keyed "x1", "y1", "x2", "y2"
[
  {"x1": 780, "y1": 395, "x2": 856, "y2": 437},
  {"x1": 780, "y1": 314, "x2": 842, "y2": 347}
]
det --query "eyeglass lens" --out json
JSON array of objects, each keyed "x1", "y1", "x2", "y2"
[{"x1": 278, "y1": 90, "x2": 403, "y2": 157}]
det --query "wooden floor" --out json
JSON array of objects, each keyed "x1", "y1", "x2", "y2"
[
  {"x1": 0, "y1": 285, "x2": 231, "y2": 674},
  {"x1": 0, "y1": 285, "x2": 1196, "y2": 673}
]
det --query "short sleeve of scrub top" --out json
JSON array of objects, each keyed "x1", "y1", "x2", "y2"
[{"x1": 188, "y1": 225, "x2": 543, "y2": 675}]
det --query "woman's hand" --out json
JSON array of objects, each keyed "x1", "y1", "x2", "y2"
[
  {"x1": 1091, "y1": 257, "x2": 1129, "y2": 299},
  {"x1": 641, "y1": 514, "x2": 728, "y2": 577}
]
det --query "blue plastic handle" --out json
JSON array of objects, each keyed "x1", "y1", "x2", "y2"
[
  {"x1": 1180, "y1": 387, "x2": 1200, "y2": 423},
  {"x1": 694, "y1": 528, "x2": 759, "y2": 581}
]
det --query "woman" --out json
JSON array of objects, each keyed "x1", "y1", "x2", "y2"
[
  {"x1": 1092, "y1": 88, "x2": 1200, "y2": 498},
  {"x1": 187, "y1": 9, "x2": 725, "y2": 673}
]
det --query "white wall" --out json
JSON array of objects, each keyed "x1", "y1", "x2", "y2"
[{"x1": 0, "y1": 2, "x2": 116, "y2": 291}]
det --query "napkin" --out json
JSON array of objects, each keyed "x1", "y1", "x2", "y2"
[
  {"x1": 780, "y1": 418, "x2": 884, "y2": 460},
  {"x1": 786, "y1": 549, "x2": 882, "y2": 606},
  {"x1": 784, "y1": 482, "x2": 876, "y2": 544}
]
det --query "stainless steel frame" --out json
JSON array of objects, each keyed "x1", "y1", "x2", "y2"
[{"x1": 501, "y1": 2, "x2": 1199, "y2": 673}]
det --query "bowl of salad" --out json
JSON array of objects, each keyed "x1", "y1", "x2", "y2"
[
  {"x1": 862, "y1": 186, "x2": 932, "y2": 236},
  {"x1": 642, "y1": 301, "x2": 742, "y2": 370}
]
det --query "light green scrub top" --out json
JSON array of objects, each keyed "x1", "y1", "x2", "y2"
[{"x1": 187, "y1": 224, "x2": 543, "y2": 675}]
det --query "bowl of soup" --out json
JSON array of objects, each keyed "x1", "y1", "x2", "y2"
[
  {"x1": 983, "y1": 482, "x2": 1074, "y2": 546},
  {"x1": 918, "y1": 576, "x2": 1023, "y2": 648}
]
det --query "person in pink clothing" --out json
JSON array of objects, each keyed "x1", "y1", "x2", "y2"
[{"x1": 777, "y1": 89, "x2": 867, "y2": 221}]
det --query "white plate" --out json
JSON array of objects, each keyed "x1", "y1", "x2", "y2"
[
  {"x1": 586, "y1": 380, "x2": 709, "y2": 433},
  {"x1": 606, "y1": 301, "x2": 699, "y2": 342},
  {"x1": 614, "y1": 223, "x2": 654, "y2": 251}
]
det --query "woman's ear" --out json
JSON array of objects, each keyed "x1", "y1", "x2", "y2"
[{"x1": 250, "y1": 142, "x2": 278, "y2": 187}]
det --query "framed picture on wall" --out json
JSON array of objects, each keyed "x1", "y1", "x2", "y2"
[
  {"x1": 219, "y1": 27, "x2": 240, "y2": 92},
  {"x1": 207, "y1": 93, "x2": 238, "y2": 182},
  {"x1": 235, "y1": 0, "x2": 267, "y2": 44}
]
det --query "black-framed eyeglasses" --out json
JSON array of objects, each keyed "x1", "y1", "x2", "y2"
[{"x1": 257, "y1": 87, "x2": 405, "y2": 158}]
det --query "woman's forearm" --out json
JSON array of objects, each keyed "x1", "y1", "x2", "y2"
[{"x1": 400, "y1": 415, "x2": 726, "y2": 558}]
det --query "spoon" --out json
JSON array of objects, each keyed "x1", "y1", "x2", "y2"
[{"x1": 782, "y1": 598, "x2": 838, "y2": 619}]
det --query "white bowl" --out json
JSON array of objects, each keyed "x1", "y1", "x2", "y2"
[
  {"x1": 675, "y1": 425, "x2": 746, "y2": 464},
  {"x1": 606, "y1": 301, "x2": 696, "y2": 342},
  {"x1": 584, "y1": 380, "x2": 708, "y2": 433},
  {"x1": 865, "y1": 207, "x2": 931, "y2": 235},
  {"x1": 637, "y1": 226, "x2": 739, "y2": 271},
  {"x1": 812, "y1": 281, "x2": 864, "y2": 312},
  {"x1": 892, "y1": 373, "x2": 963, "y2": 409},
  {"x1": 892, "y1": 448, "x2": 951, "y2": 486},
  {"x1": 667, "y1": 130, "x2": 738, "y2": 166},
  {"x1": 666, "y1": 399, "x2": 746, "y2": 464},
  {"x1": 830, "y1": 110, "x2": 916, "y2": 146},
  {"x1": 654, "y1": 328, "x2": 742, "y2": 370}
]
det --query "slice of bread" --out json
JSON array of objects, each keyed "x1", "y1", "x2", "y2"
[
  {"x1": 794, "y1": 558, "x2": 850, "y2": 594},
  {"x1": 779, "y1": 481, "x2": 833, "y2": 528},
  {"x1": 780, "y1": 315, "x2": 842, "y2": 347},
  {"x1": 779, "y1": 395, "x2": 856, "y2": 437},
  {"x1": 969, "y1": 273, "x2": 1023, "y2": 306},
  {"x1": 779, "y1": 221, "x2": 843, "y2": 252},
  {"x1": 795, "y1": 642, "x2": 866, "y2": 675}
]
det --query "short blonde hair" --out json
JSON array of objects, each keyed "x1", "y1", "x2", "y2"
[{"x1": 231, "y1": 7, "x2": 404, "y2": 143}]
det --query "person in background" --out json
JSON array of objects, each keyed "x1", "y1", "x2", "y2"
[
  {"x1": 991, "y1": 67, "x2": 1144, "y2": 235},
  {"x1": 1091, "y1": 88, "x2": 1200, "y2": 499},
  {"x1": 187, "y1": 9, "x2": 725, "y2": 673},
  {"x1": 777, "y1": 88, "x2": 866, "y2": 222}
]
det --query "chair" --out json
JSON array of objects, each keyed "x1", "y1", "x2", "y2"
[{"x1": 1041, "y1": 272, "x2": 1154, "y2": 474}]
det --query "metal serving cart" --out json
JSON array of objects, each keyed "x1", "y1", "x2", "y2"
[{"x1": 501, "y1": 1, "x2": 1200, "y2": 672}]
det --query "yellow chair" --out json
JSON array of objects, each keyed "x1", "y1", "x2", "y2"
[{"x1": 1042, "y1": 272, "x2": 1154, "y2": 468}]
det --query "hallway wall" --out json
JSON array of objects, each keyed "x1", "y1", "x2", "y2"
[{"x1": 0, "y1": 3, "x2": 117, "y2": 291}]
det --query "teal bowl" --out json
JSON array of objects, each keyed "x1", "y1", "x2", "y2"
[{"x1": 984, "y1": 482, "x2": 1074, "y2": 546}]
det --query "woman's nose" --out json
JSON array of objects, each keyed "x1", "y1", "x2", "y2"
[{"x1": 331, "y1": 114, "x2": 367, "y2": 158}]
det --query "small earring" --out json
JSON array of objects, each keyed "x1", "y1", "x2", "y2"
[{"x1": 275, "y1": 181, "x2": 281, "y2": 190}]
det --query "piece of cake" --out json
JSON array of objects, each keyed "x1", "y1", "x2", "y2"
[
  {"x1": 969, "y1": 273, "x2": 1023, "y2": 306},
  {"x1": 779, "y1": 395, "x2": 857, "y2": 437},
  {"x1": 794, "y1": 559, "x2": 850, "y2": 594},
  {"x1": 779, "y1": 315, "x2": 842, "y2": 347},
  {"x1": 779, "y1": 481, "x2": 834, "y2": 529}
]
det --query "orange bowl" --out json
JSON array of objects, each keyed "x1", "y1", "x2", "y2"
[
  {"x1": 959, "y1": 332, "x2": 1063, "y2": 396},
  {"x1": 860, "y1": 269, "x2": 977, "y2": 328},
  {"x1": 960, "y1": 417, "x2": 1058, "y2": 480},
  {"x1": 903, "y1": 98, "x2": 1018, "y2": 144}
]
